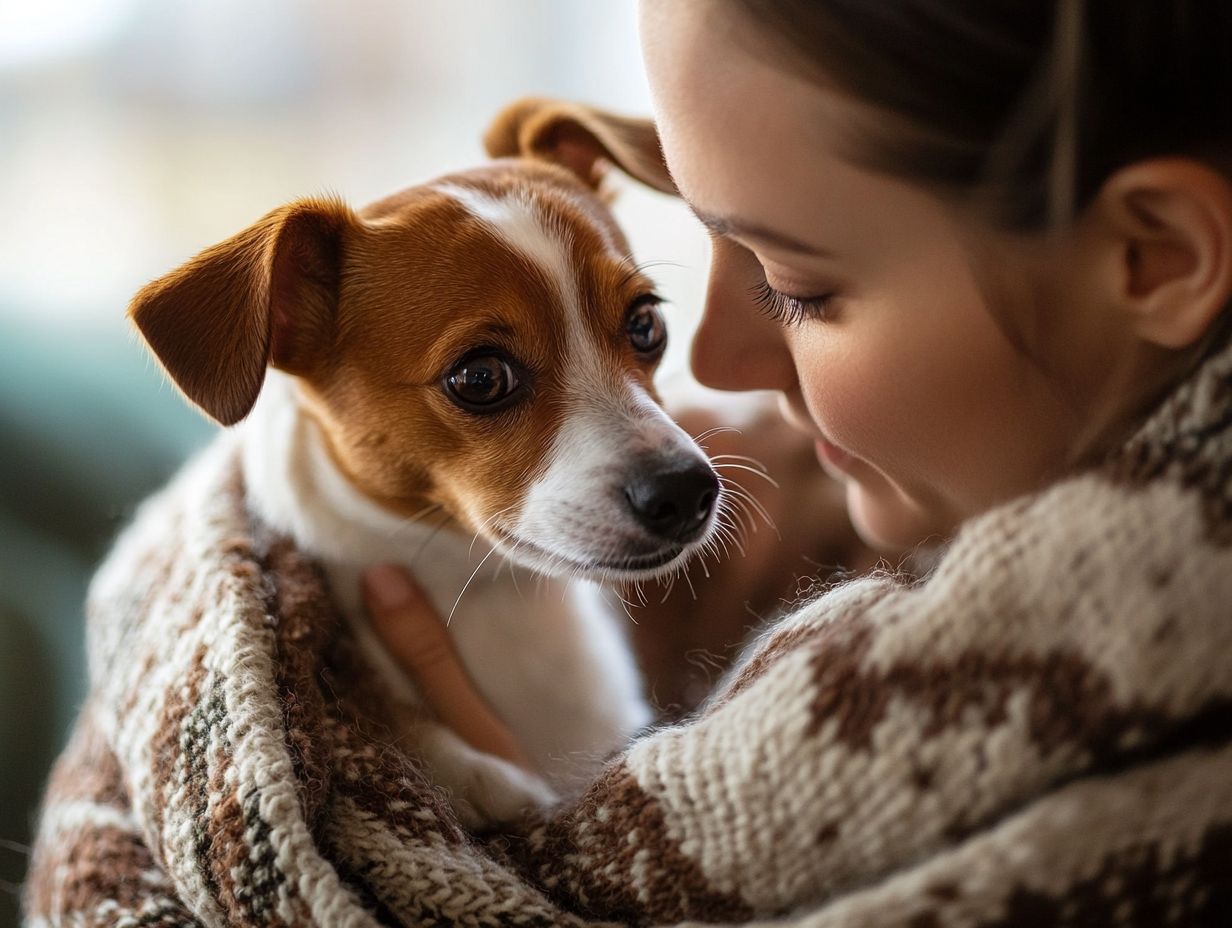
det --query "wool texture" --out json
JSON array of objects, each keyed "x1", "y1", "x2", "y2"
[{"x1": 23, "y1": 336, "x2": 1232, "y2": 927}]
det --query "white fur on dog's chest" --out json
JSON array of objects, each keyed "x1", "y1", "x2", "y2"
[
  {"x1": 241, "y1": 374, "x2": 650, "y2": 792},
  {"x1": 327, "y1": 559, "x2": 647, "y2": 791}
]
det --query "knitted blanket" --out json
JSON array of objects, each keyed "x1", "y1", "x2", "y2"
[{"x1": 24, "y1": 336, "x2": 1232, "y2": 928}]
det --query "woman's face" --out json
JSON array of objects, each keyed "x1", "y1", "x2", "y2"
[{"x1": 640, "y1": 0, "x2": 1129, "y2": 551}]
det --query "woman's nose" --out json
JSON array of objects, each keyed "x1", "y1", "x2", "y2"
[{"x1": 690, "y1": 238, "x2": 796, "y2": 393}]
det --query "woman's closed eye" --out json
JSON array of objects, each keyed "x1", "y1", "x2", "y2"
[{"x1": 748, "y1": 279, "x2": 834, "y2": 326}]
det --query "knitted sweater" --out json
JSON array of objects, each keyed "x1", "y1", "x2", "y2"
[{"x1": 23, "y1": 336, "x2": 1232, "y2": 927}]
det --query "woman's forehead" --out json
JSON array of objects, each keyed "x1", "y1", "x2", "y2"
[{"x1": 643, "y1": 13, "x2": 984, "y2": 267}]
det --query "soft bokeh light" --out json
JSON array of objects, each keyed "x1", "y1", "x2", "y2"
[
  {"x1": 0, "y1": 0, "x2": 708, "y2": 360},
  {"x1": 0, "y1": 0, "x2": 140, "y2": 69}
]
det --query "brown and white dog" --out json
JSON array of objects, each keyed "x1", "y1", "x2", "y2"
[{"x1": 128, "y1": 100, "x2": 720, "y2": 824}]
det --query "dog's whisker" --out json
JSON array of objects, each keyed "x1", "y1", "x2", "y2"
[
  {"x1": 716, "y1": 503, "x2": 751, "y2": 557},
  {"x1": 385, "y1": 502, "x2": 445, "y2": 542},
  {"x1": 614, "y1": 256, "x2": 681, "y2": 290},
  {"x1": 467, "y1": 506, "x2": 516, "y2": 560},
  {"x1": 719, "y1": 500, "x2": 758, "y2": 549},
  {"x1": 711, "y1": 519, "x2": 736, "y2": 560},
  {"x1": 722, "y1": 497, "x2": 754, "y2": 537},
  {"x1": 623, "y1": 579, "x2": 646, "y2": 609},
  {"x1": 410, "y1": 510, "x2": 457, "y2": 565},
  {"x1": 709, "y1": 452, "x2": 770, "y2": 470},
  {"x1": 467, "y1": 530, "x2": 486, "y2": 561},
  {"x1": 714, "y1": 460, "x2": 778, "y2": 488},
  {"x1": 717, "y1": 485, "x2": 755, "y2": 536},
  {"x1": 682, "y1": 565, "x2": 699, "y2": 601},
  {"x1": 711, "y1": 461, "x2": 780, "y2": 489},
  {"x1": 692, "y1": 425, "x2": 743, "y2": 444},
  {"x1": 716, "y1": 512, "x2": 744, "y2": 548},
  {"x1": 724, "y1": 530, "x2": 747, "y2": 559},
  {"x1": 697, "y1": 537, "x2": 717, "y2": 569},
  {"x1": 611, "y1": 587, "x2": 638, "y2": 623},
  {"x1": 504, "y1": 538, "x2": 528, "y2": 602},
  {"x1": 717, "y1": 480, "x2": 778, "y2": 537},
  {"x1": 659, "y1": 569, "x2": 679, "y2": 604},
  {"x1": 446, "y1": 545, "x2": 501, "y2": 626}
]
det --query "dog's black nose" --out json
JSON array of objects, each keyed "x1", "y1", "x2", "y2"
[{"x1": 624, "y1": 463, "x2": 719, "y2": 541}]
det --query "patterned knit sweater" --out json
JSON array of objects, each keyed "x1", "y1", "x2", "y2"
[{"x1": 23, "y1": 334, "x2": 1232, "y2": 927}]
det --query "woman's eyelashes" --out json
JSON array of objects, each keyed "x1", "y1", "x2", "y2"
[{"x1": 748, "y1": 279, "x2": 834, "y2": 326}]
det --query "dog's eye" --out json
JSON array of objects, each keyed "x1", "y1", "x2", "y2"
[
  {"x1": 627, "y1": 298, "x2": 667, "y2": 356},
  {"x1": 444, "y1": 354, "x2": 521, "y2": 411}
]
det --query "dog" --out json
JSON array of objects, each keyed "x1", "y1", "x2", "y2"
[{"x1": 127, "y1": 99, "x2": 720, "y2": 826}]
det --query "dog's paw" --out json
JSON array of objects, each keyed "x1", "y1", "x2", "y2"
[{"x1": 418, "y1": 726, "x2": 558, "y2": 830}]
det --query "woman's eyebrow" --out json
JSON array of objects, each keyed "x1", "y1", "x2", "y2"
[{"x1": 688, "y1": 206, "x2": 835, "y2": 258}]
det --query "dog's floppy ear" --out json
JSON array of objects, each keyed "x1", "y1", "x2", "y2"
[
  {"x1": 483, "y1": 97, "x2": 677, "y2": 196},
  {"x1": 129, "y1": 197, "x2": 357, "y2": 426}
]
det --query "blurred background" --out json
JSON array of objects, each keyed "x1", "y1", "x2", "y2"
[{"x1": 0, "y1": 2, "x2": 711, "y2": 923}]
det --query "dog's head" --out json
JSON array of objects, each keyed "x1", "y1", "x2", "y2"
[{"x1": 130, "y1": 100, "x2": 719, "y2": 582}]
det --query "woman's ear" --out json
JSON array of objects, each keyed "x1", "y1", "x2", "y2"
[
  {"x1": 128, "y1": 197, "x2": 357, "y2": 425},
  {"x1": 483, "y1": 97, "x2": 677, "y2": 196},
  {"x1": 1093, "y1": 159, "x2": 1232, "y2": 350}
]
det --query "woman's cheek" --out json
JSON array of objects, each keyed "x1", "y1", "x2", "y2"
[
  {"x1": 789, "y1": 319, "x2": 921, "y2": 475},
  {"x1": 789, "y1": 310, "x2": 979, "y2": 549}
]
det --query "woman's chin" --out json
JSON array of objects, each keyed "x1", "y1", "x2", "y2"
[{"x1": 845, "y1": 479, "x2": 952, "y2": 555}]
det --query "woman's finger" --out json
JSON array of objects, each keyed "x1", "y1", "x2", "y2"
[{"x1": 362, "y1": 563, "x2": 535, "y2": 770}]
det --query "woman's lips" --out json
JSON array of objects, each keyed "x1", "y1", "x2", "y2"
[{"x1": 815, "y1": 437, "x2": 855, "y2": 475}]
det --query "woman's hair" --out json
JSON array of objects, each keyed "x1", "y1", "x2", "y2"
[{"x1": 726, "y1": 1, "x2": 1232, "y2": 230}]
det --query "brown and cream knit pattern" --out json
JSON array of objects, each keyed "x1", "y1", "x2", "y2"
[{"x1": 23, "y1": 337, "x2": 1232, "y2": 926}]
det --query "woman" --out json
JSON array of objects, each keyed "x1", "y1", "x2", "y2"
[{"x1": 364, "y1": 1, "x2": 1232, "y2": 924}]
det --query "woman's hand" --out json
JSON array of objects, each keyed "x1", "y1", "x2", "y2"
[{"x1": 362, "y1": 563, "x2": 535, "y2": 772}]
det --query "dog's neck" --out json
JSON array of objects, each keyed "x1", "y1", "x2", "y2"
[{"x1": 235, "y1": 372, "x2": 650, "y2": 787}]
